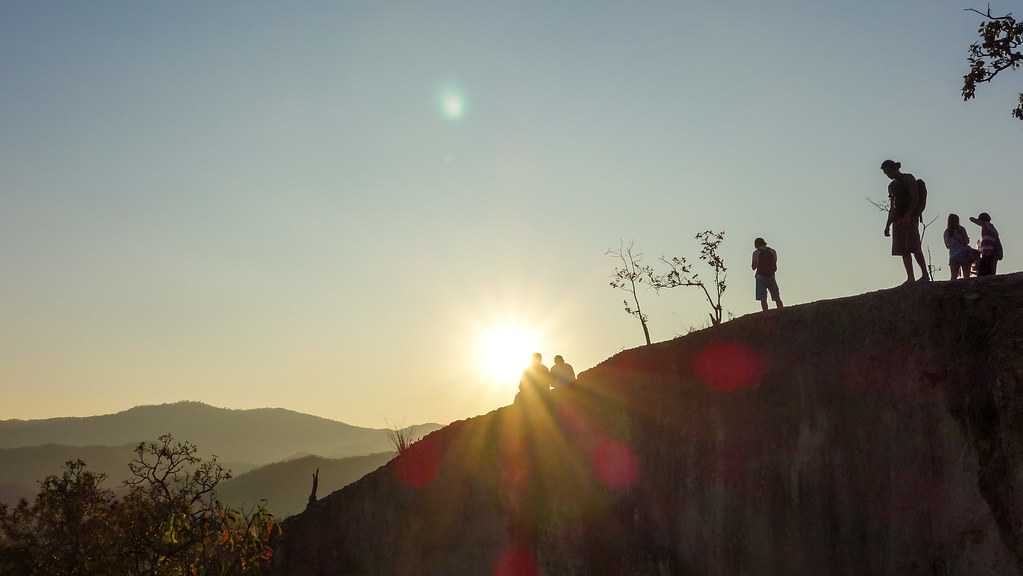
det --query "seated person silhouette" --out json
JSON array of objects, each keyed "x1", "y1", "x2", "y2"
[
  {"x1": 550, "y1": 355, "x2": 576, "y2": 389},
  {"x1": 517, "y1": 352, "x2": 551, "y2": 402}
]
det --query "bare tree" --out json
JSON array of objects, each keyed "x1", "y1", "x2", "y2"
[
  {"x1": 307, "y1": 468, "x2": 319, "y2": 507},
  {"x1": 866, "y1": 197, "x2": 942, "y2": 277},
  {"x1": 654, "y1": 231, "x2": 728, "y2": 327},
  {"x1": 607, "y1": 241, "x2": 656, "y2": 345},
  {"x1": 962, "y1": 5, "x2": 1023, "y2": 120},
  {"x1": 866, "y1": 196, "x2": 890, "y2": 213}
]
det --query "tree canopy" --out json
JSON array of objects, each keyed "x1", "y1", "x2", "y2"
[
  {"x1": 963, "y1": 6, "x2": 1023, "y2": 120},
  {"x1": 0, "y1": 435, "x2": 278, "y2": 576}
]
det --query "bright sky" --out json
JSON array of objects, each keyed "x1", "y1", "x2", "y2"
[{"x1": 1, "y1": 1, "x2": 1019, "y2": 426}]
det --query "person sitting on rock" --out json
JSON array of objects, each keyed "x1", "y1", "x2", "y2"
[
  {"x1": 518, "y1": 352, "x2": 552, "y2": 399},
  {"x1": 550, "y1": 355, "x2": 576, "y2": 390},
  {"x1": 752, "y1": 237, "x2": 783, "y2": 312}
]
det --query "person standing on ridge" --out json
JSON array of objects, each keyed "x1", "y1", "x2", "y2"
[
  {"x1": 881, "y1": 159, "x2": 930, "y2": 285},
  {"x1": 943, "y1": 213, "x2": 976, "y2": 280},
  {"x1": 752, "y1": 237, "x2": 783, "y2": 312},
  {"x1": 970, "y1": 212, "x2": 1003, "y2": 277},
  {"x1": 550, "y1": 355, "x2": 576, "y2": 389}
]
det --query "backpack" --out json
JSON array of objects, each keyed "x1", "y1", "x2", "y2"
[
  {"x1": 912, "y1": 178, "x2": 928, "y2": 221},
  {"x1": 758, "y1": 247, "x2": 777, "y2": 274},
  {"x1": 995, "y1": 237, "x2": 1004, "y2": 261}
]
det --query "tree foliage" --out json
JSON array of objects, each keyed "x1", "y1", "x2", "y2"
[
  {"x1": 0, "y1": 460, "x2": 119, "y2": 576},
  {"x1": 0, "y1": 435, "x2": 279, "y2": 576},
  {"x1": 654, "y1": 231, "x2": 728, "y2": 327},
  {"x1": 962, "y1": 5, "x2": 1023, "y2": 120},
  {"x1": 608, "y1": 242, "x2": 657, "y2": 345}
]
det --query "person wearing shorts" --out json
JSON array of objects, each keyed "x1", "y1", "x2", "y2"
[
  {"x1": 752, "y1": 238, "x2": 783, "y2": 312},
  {"x1": 970, "y1": 212, "x2": 1002, "y2": 277},
  {"x1": 881, "y1": 159, "x2": 929, "y2": 285}
]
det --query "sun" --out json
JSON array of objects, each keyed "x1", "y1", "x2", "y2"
[{"x1": 478, "y1": 325, "x2": 540, "y2": 385}]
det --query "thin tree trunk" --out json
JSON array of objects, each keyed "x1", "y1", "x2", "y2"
[{"x1": 630, "y1": 277, "x2": 651, "y2": 345}]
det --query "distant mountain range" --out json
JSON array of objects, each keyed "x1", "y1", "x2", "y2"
[
  {"x1": 0, "y1": 401, "x2": 440, "y2": 464},
  {"x1": 0, "y1": 402, "x2": 440, "y2": 516},
  {"x1": 0, "y1": 443, "x2": 395, "y2": 520},
  {"x1": 0, "y1": 443, "x2": 256, "y2": 507}
]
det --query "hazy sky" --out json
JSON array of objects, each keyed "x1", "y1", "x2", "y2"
[{"x1": 1, "y1": 1, "x2": 1019, "y2": 426}]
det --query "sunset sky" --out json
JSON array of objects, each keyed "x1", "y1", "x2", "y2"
[{"x1": 1, "y1": 0, "x2": 1019, "y2": 426}]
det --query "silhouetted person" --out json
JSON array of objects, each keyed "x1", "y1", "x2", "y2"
[
  {"x1": 881, "y1": 160, "x2": 929, "y2": 284},
  {"x1": 943, "y1": 213, "x2": 976, "y2": 280},
  {"x1": 550, "y1": 355, "x2": 576, "y2": 389},
  {"x1": 518, "y1": 352, "x2": 551, "y2": 398},
  {"x1": 752, "y1": 238, "x2": 783, "y2": 311},
  {"x1": 970, "y1": 212, "x2": 1002, "y2": 277}
]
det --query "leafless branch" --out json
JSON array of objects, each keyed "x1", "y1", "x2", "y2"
[{"x1": 964, "y1": 4, "x2": 1015, "y2": 22}]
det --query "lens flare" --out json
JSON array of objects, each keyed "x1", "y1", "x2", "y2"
[
  {"x1": 594, "y1": 439, "x2": 639, "y2": 490},
  {"x1": 493, "y1": 545, "x2": 538, "y2": 576},
  {"x1": 693, "y1": 342, "x2": 765, "y2": 391},
  {"x1": 438, "y1": 88, "x2": 466, "y2": 120},
  {"x1": 443, "y1": 94, "x2": 464, "y2": 118}
]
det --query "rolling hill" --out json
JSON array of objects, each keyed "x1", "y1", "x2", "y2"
[
  {"x1": 0, "y1": 402, "x2": 440, "y2": 465},
  {"x1": 0, "y1": 443, "x2": 256, "y2": 506},
  {"x1": 0, "y1": 441, "x2": 394, "y2": 519},
  {"x1": 218, "y1": 453, "x2": 396, "y2": 519}
]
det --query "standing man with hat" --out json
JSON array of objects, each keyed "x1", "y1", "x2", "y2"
[
  {"x1": 881, "y1": 159, "x2": 929, "y2": 285},
  {"x1": 970, "y1": 212, "x2": 1003, "y2": 277}
]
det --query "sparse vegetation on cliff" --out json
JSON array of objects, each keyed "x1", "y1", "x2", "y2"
[
  {"x1": 607, "y1": 242, "x2": 658, "y2": 345},
  {"x1": 387, "y1": 427, "x2": 422, "y2": 455}
]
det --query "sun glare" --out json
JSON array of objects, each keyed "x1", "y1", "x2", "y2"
[{"x1": 479, "y1": 325, "x2": 540, "y2": 385}]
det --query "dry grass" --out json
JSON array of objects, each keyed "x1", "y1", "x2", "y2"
[{"x1": 387, "y1": 427, "x2": 421, "y2": 455}]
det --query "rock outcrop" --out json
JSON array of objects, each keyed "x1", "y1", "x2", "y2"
[{"x1": 273, "y1": 274, "x2": 1023, "y2": 575}]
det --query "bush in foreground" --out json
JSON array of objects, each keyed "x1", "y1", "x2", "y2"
[{"x1": 0, "y1": 434, "x2": 278, "y2": 576}]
